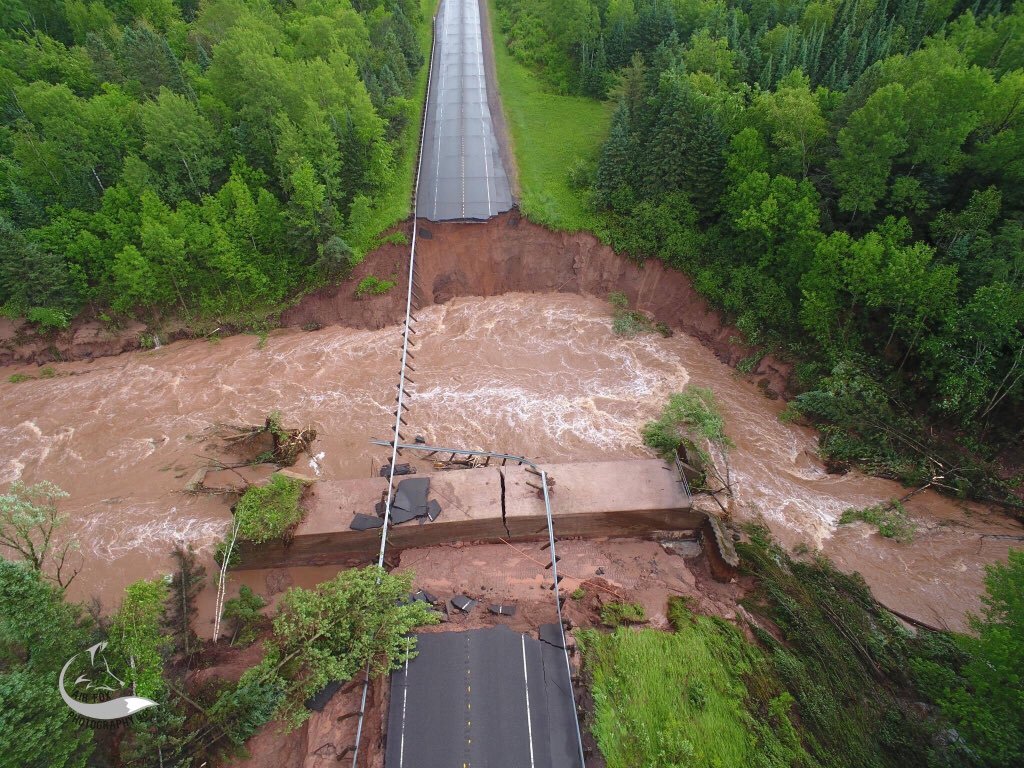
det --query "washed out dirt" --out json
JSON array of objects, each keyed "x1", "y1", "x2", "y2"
[
  {"x1": 1, "y1": 292, "x2": 1019, "y2": 632},
  {"x1": 1, "y1": 212, "x2": 793, "y2": 400}
]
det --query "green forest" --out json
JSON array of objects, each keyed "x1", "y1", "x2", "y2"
[
  {"x1": 495, "y1": 0, "x2": 1024, "y2": 497},
  {"x1": 0, "y1": 0, "x2": 428, "y2": 328}
]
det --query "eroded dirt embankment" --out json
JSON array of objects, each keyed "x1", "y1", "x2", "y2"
[
  {"x1": 286, "y1": 211, "x2": 793, "y2": 396},
  {"x1": 0, "y1": 211, "x2": 792, "y2": 396}
]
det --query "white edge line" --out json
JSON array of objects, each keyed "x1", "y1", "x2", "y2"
[
  {"x1": 399, "y1": 638, "x2": 410, "y2": 768},
  {"x1": 522, "y1": 634, "x2": 537, "y2": 768}
]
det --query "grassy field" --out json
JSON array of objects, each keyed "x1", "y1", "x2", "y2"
[
  {"x1": 575, "y1": 534, "x2": 978, "y2": 768},
  {"x1": 485, "y1": 0, "x2": 612, "y2": 232},
  {"x1": 360, "y1": 0, "x2": 441, "y2": 250},
  {"x1": 578, "y1": 601, "x2": 804, "y2": 768}
]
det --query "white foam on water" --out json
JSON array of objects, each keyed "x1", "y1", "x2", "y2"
[
  {"x1": 77, "y1": 502, "x2": 225, "y2": 559},
  {"x1": 309, "y1": 451, "x2": 325, "y2": 476}
]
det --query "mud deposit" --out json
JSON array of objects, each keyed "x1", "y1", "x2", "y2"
[{"x1": 2, "y1": 290, "x2": 1019, "y2": 631}]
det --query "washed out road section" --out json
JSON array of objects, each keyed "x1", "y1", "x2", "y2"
[{"x1": 417, "y1": 0, "x2": 513, "y2": 220}]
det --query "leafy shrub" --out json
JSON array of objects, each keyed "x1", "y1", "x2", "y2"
[
  {"x1": 933, "y1": 550, "x2": 1024, "y2": 766},
  {"x1": 25, "y1": 307, "x2": 70, "y2": 331},
  {"x1": 261, "y1": 566, "x2": 439, "y2": 728},
  {"x1": 839, "y1": 500, "x2": 915, "y2": 542},
  {"x1": 611, "y1": 310, "x2": 653, "y2": 336},
  {"x1": 214, "y1": 539, "x2": 241, "y2": 568},
  {"x1": 223, "y1": 586, "x2": 267, "y2": 646},
  {"x1": 0, "y1": 560, "x2": 95, "y2": 768},
  {"x1": 642, "y1": 388, "x2": 732, "y2": 463},
  {"x1": 208, "y1": 667, "x2": 284, "y2": 746},
  {"x1": 7, "y1": 373, "x2": 31, "y2": 383},
  {"x1": 235, "y1": 475, "x2": 306, "y2": 544},
  {"x1": 355, "y1": 275, "x2": 396, "y2": 297},
  {"x1": 567, "y1": 156, "x2": 595, "y2": 190},
  {"x1": 37, "y1": 366, "x2": 56, "y2": 379},
  {"x1": 599, "y1": 601, "x2": 646, "y2": 627},
  {"x1": 737, "y1": 353, "x2": 762, "y2": 374},
  {"x1": 607, "y1": 291, "x2": 629, "y2": 309},
  {"x1": 108, "y1": 579, "x2": 169, "y2": 698}
]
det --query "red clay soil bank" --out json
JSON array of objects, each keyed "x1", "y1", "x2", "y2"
[
  {"x1": 0, "y1": 210, "x2": 791, "y2": 396},
  {"x1": 286, "y1": 211, "x2": 793, "y2": 396}
]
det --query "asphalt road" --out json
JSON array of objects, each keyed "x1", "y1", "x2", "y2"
[
  {"x1": 384, "y1": 627, "x2": 583, "y2": 768},
  {"x1": 417, "y1": 0, "x2": 514, "y2": 221}
]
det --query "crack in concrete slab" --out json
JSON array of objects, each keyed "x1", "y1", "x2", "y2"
[{"x1": 499, "y1": 467, "x2": 510, "y2": 538}]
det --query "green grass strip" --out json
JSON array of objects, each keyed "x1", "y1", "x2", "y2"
[{"x1": 485, "y1": 0, "x2": 612, "y2": 231}]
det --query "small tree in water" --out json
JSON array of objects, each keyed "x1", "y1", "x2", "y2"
[
  {"x1": 643, "y1": 388, "x2": 734, "y2": 511},
  {"x1": 0, "y1": 480, "x2": 81, "y2": 588}
]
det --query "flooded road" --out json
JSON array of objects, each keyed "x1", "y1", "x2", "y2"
[{"x1": 1, "y1": 293, "x2": 1019, "y2": 630}]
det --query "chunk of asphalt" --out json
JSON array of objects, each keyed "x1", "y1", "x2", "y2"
[
  {"x1": 412, "y1": 589, "x2": 439, "y2": 604},
  {"x1": 451, "y1": 595, "x2": 476, "y2": 612},
  {"x1": 426, "y1": 499, "x2": 442, "y2": 521},
  {"x1": 304, "y1": 680, "x2": 342, "y2": 712},
  {"x1": 380, "y1": 463, "x2": 416, "y2": 477},
  {"x1": 488, "y1": 604, "x2": 516, "y2": 616},
  {"x1": 350, "y1": 513, "x2": 384, "y2": 531},
  {"x1": 538, "y1": 622, "x2": 566, "y2": 649},
  {"x1": 389, "y1": 506, "x2": 419, "y2": 525},
  {"x1": 394, "y1": 477, "x2": 430, "y2": 516}
]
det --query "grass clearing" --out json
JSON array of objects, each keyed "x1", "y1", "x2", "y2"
[
  {"x1": 579, "y1": 602, "x2": 802, "y2": 768},
  {"x1": 579, "y1": 532, "x2": 975, "y2": 768},
  {"x1": 487, "y1": 0, "x2": 612, "y2": 231},
  {"x1": 598, "y1": 601, "x2": 646, "y2": 627}
]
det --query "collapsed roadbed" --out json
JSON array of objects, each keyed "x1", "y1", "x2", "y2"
[{"x1": 232, "y1": 459, "x2": 703, "y2": 569}]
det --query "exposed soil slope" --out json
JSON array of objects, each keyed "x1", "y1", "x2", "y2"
[
  {"x1": 2, "y1": 210, "x2": 790, "y2": 395},
  {"x1": 288, "y1": 211, "x2": 792, "y2": 395}
]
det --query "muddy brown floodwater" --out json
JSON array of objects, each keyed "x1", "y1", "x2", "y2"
[{"x1": 1, "y1": 293, "x2": 1020, "y2": 631}]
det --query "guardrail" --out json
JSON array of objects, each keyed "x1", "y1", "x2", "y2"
[
  {"x1": 370, "y1": 439, "x2": 587, "y2": 768},
  {"x1": 349, "y1": 7, "x2": 439, "y2": 765}
]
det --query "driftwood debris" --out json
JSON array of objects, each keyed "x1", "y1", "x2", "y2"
[
  {"x1": 186, "y1": 415, "x2": 317, "y2": 494},
  {"x1": 215, "y1": 415, "x2": 316, "y2": 467}
]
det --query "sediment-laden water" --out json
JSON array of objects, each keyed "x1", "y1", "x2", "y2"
[{"x1": 1, "y1": 293, "x2": 1018, "y2": 629}]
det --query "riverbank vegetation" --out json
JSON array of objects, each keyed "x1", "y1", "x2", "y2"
[
  {"x1": 0, "y1": 0, "x2": 434, "y2": 331},
  {"x1": 580, "y1": 531, "x2": 1024, "y2": 768},
  {"x1": 0, "y1": 479, "x2": 80, "y2": 587},
  {"x1": 0, "y1": 545, "x2": 437, "y2": 767},
  {"x1": 492, "y1": 0, "x2": 1024, "y2": 503}
]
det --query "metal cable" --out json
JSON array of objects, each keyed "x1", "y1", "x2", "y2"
[{"x1": 349, "y1": 7, "x2": 439, "y2": 765}]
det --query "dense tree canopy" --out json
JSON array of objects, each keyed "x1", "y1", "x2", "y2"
[
  {"x1": 0, "y1": 0, "x2": 424, "y2": 326},
  {"x1": 497, "y1": 0, "x2": 1024, "y2": 489},
  {"x1": 0, "y1": 559, "x2": 94, "y2": 768}
]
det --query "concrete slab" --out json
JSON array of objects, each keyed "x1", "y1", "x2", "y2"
[
  {"x1": 503, "y1": 460, "x2": 703, "y2": 538},
  {"x1": 232, "y1": 460, "x2": 699, "y2": 569}
]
